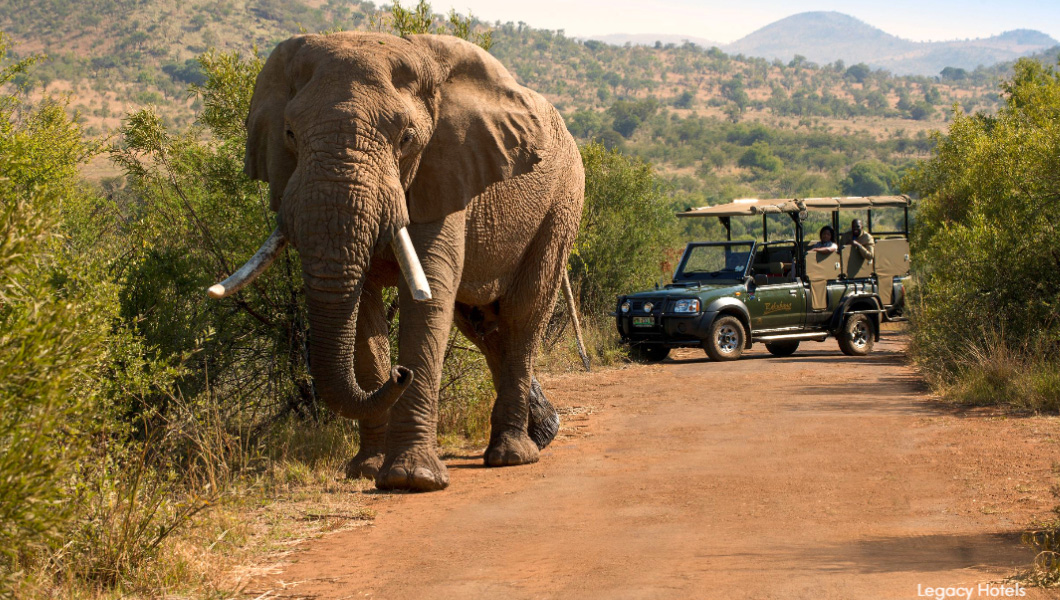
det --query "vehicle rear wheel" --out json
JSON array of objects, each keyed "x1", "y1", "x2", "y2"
[
  {"x1": 630, "y1": 343, "x2": 670, "y2": 363},
  {"x1": 838, "y1": 314, "x2": 874, "y2": 356},
  {"x1": 765, "y1": 340, "x2": 800, "y2": 357},
  {"x1": 704, "y1": 316, "x2": 745, "y2": 361}
]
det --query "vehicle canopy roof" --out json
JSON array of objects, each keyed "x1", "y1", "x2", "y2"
[{"x1": 676, "y1": 195, "x2": 912, "y2": 218}]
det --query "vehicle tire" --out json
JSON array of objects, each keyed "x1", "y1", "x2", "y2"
[
  {"x1": 838, "y1": 314, "x2": 874, "y2": 356},
  {"x1": 704, "y1": 316, "x2": 745, "y2": 361},
  {"x1": 765, "y1": 340, "x2": 800, "y2": 357},
  {"x1": 631, "y1": 343, "x2": 670, "y2": 363}
]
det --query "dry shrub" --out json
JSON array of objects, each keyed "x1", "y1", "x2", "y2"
[
  {"x1": 437, "y1": 329, "x2": 495, "y2": 446},
  {"x1": 912, "y1": 324, "x2": 1060, "y2": 413}
]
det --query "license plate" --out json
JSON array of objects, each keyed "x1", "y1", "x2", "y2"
[{"x1": 632, "y1": 316, "x2": 654, "y2": 327}]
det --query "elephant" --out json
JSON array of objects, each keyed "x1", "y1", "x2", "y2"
[{"x1": 208, "y1": 32, "x2": 584, "y2": 492}]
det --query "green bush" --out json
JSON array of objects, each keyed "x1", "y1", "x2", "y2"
[
  {"x1": 571, "y1": 143, "x2": 679, "y2": 317},
  {"x1": 0, "y1": 35, "x2": 179, "y2": 589},
  {"x1": 111, "y1": 49, "x2": 318, "y2": 421},
  {"x1": 0, "y1": 37, "x2": 110, "y2": 579},
  {"x1": 906, "y1": 57, "x2": 1060, "y2": 410},
  {"x1": 737, "y1": 140, "x2": 783, "y2": 172},
  {"x1": 842, "y1": 160, "x2": 897, "y2": 196}
]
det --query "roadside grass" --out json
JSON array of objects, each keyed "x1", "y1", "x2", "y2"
[
  {"x1": 537, "y1": 314, "x2": 629, "y2": 375},
  {"x1": 11, "y1": 400, "x2": 375, "y2": 600},
  {"x1": 11, "y1": 319, "x2": 620, "y2": 599},
  {"x1": 1017, "y1": 464, "x2": 1060, "y2": 588},
  {"x1": 1021, "y1": 519, "x2": 1060, "y2": 587},
  {"x1": 910, "y1": 327, "x2": 1060, "y2": 414}
]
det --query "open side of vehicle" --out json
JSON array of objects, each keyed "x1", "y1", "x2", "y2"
[{"x1": 615, "y1": 195, "x2": 912, "y2": 362}]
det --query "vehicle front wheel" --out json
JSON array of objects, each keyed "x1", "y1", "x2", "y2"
[
  {"x1": 838, "y1": 314, "x2": 874, "y2": 356},
  {"x1": 704, "y1": 316, "x2": 745, "y2": 361},
  {"x1": 765, "y1": 340, "x2": 800, "y2": 357},
  {"x1": 631, "y1": 343, "x2": 670, "y2": 363}
]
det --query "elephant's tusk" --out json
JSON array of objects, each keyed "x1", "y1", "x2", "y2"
[
  {"x1": 392, "y1": 227, "x2": 432, "y2": 301},
  {"x1": 207, "y1": 227, "x2": 287, "y2": 299}
]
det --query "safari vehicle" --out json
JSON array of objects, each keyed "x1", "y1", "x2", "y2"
[{"x1": 615, "y1": 195, "x2": 912, "y2": 361}]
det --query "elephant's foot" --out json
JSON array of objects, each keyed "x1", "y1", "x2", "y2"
[
  {"x1": 345, "y1": 447, "x2": 386, "y2": 480},
  {"x1": 527, "y1": 378, "x2": 560, "y2": 450},
  {"x1": 484, "y1": 431, "x2": 540, "y2": 467},
  {"x1": 376, "y1": 446, "x2": 450, "y2": 492}
]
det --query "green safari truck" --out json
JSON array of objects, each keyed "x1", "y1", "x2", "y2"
[{"x1": 615, "y1": 196, "x2": 912, "y2": 362}]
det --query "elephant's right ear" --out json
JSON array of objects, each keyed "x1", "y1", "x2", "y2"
[{"x1": 245, "y1": 36, "x2": 309, "y2": 212}]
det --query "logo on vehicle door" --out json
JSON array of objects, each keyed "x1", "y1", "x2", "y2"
[{"x1": 764, "y1": 302, "x2": 792, "y2": 315}]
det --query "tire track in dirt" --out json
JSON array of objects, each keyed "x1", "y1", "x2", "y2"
[{"x1": 245, "y1": 331, "x2": 1059, "y2": 599}]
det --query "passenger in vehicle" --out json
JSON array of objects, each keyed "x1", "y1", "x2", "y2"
[
  {"x1": 809, "y1": 225, "x2": 838, "y2": 254},
  {"x1": 841, "y1": 219, "x2": 875, "y2": 259}
]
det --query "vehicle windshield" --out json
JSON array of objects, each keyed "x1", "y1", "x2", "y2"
[{"x1": 674, "y1": 242, "x2": 754, "y2": 281}]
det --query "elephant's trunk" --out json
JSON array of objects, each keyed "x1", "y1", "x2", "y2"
[
  {"x1": 293, "y1": 172, "x2": 413, "y2": 421},
  {"x1": 304, "y1": 285, "x2": 411, "y2": 420}
]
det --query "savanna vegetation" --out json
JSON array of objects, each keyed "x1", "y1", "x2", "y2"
[
  {"x1": 0, "y1": 3, "x2": 681, "y2": 592},
  {"x1": 907, "y1": 57, "x2": 1060, "y2": 412},
  {"x1": 5, "y1": 0, "x2": 1060, "y2": 594},
  {"x1": 905, "y1": 57, "x2": 1060, "y2": 585}
]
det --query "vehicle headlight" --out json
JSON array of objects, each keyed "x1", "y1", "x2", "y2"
[
  {"x1": 620, "y1": 300, "x2": 631, "y2": 313},
  {"x1": 673, "y1": 299, "x2": 700, "y2": 313}
]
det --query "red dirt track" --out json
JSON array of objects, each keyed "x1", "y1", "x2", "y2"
[{"x1": 247, "y1": 331, "x2": 1058, "y2": 599}]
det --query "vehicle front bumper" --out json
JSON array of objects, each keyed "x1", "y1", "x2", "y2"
[{"x1": 616, "y1": 310, "x2": 718, "y2": 347}]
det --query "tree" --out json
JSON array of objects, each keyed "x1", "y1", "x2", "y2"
[
  {"x1": 0, "y1": 34, "x2": 173, "y2": 578},
  {"x1": 565, "y1": 108, "x2": 605, "y2": 138},
  {"x1": 372, "y1": 0, "x2": 492, "y2": 49},
  {"x1": 909, "y1": 101, "x2": 935, "y2": 120},
  {"x1": 720, "y1": 75, "x2": 749, "y2": 112},
  {"x1": 845, "y1": 63, "x2": 871, "y2": 84},
  {"x1": 906, "y1": 57, "x2": 1060, "y2": 407},
  {"x1": 841, "y1": 161, "x2": 896, "y2": 196},
  {"x1": 572, "y1": 144, "x2": 678, "y2": 316},
  {"x1": 673, "y1": 89, "x2": 695, "y2": 109},
  {"x1": 940, "y1": 66, "x2": 968, "y2": 81},
  {"x1": 737, "y1": 141, "x2": 783, "y2": 172},
  {"x1": 607, "y1": 98, "x2": 658, "y2": 138}
]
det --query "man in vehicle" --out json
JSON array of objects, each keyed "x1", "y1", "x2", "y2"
[{"x1": 841, "y1": 219, "x2": 875, "y2": 260}]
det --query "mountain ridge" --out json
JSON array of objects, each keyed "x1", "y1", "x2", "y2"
[{"x1": 596, "y1": 11, "x2": 1057, "y2": 76}]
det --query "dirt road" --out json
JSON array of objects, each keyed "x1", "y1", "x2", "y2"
[{"x1": 247, "y1": 331, "x2": 1060, "y2": 599}]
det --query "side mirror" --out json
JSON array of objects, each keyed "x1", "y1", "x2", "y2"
[{"x1": 744, "y1": 275, "x2": 757, "y2": 294}]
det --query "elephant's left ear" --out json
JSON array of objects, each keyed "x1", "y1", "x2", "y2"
[{"x1": 405, "y1": 35, "x2": 546, "y2": 224}]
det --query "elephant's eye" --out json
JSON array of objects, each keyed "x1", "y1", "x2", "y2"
[
  {"x1": 400, "y1": 129, "x2": 415, "y2": 147},
  {"x1": 286, "y1": 129, "x2": 295, "y2": 141}
]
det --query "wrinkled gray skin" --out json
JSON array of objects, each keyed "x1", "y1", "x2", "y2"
[{"x1": 243, "y1": 32, "x2": 584, "y2": 492}]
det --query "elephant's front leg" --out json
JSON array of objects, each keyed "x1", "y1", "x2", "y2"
[
  {"x1": 345, "y1": 272, "x2": 393, "y2": 480},
  {"x1": 376, "y1": 214, "x2": 465, "y2": 492}
]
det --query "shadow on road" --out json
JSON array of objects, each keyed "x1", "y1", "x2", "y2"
[
  {"x1": 708, "y1": 531, "x2": 1032, "y2": 575},
  {"x1": 806, "y1": 530, "x2": 1030, "y2": 575}
]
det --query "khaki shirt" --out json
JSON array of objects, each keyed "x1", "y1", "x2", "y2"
[{"x1": 840, "y1": 230, "x2": 875, "y2": 260}]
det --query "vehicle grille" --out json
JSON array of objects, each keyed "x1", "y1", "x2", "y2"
[{"x1": 630, "y1": 298, "x2": 664, "y2": 313}]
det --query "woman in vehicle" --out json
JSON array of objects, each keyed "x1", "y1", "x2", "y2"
[{"x1": 810, "y1": 225, "x2": 838, "y2": 254}]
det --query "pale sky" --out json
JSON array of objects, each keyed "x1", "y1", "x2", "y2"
[{"x1": 434, "y1": 0, "x2": 1060, "y2": 44}]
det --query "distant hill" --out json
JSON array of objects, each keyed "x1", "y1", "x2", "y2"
[
  {"x1": 0, "y1": 0, "x2": 1020, "y2": 211},
  {"x1": 720, "y1": 12, "x2": 1057, "y2": 76},
  {"x1": 0, "y1": 0, "x2": 1026, "y2": 142},
  {"x1": 587, "y1": 33, "x2": 718, "y2": 48}
]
